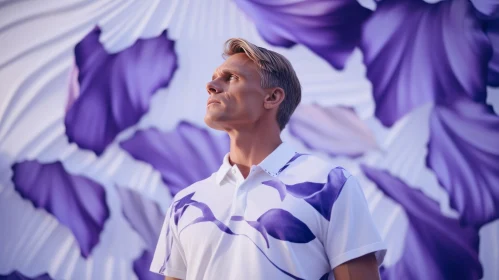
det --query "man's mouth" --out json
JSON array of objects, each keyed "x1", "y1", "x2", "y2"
[{"x1": 207, "y1": 100, "x2": 221, "y2": 106}]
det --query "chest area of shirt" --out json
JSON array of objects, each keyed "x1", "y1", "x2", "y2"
[{"x1": 174, "y1": 181, "x2": 326, "y2": 254}]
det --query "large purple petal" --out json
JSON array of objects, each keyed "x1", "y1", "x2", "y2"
[
  {"x1": 133, "y1": 250, "x2": 163, "y2": 280},
  {"x1": 116, "y1": 187, "x2": 164, "y2": 249},
  {"x1": 0, "y1": 272, "x2": 53, "y2": 280},
  {"x1": 360, "y1": 0, "x2": 491, "y2": 126},
  {"x1": 11, "y1": 160, "x2": 109, "y2": 258},
  {"x1": 120, "y1": 121, "x2": 229, "y2": 196},
  {"x1": 251, "y1": 208, "x2": 315, "y2": 243},
  {"x1": 288, "y1": 104, "x2": 378, "y2": 157},
  {"x1": 65, "y1": 28, "x2": 178, "y2": 155},
  {"x1": 427, "y1": 97, "x2": 499, "y2": 227},
  {"x1": 234, "y1": 0, "x2": 371, "y2": 69},
  {"x1": 361, "y1": 165, "x2": 482, "y2": 280}
]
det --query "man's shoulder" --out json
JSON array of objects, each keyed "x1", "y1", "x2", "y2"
[
  {"x1": 171, "y1": 173, "x2": 216, "y2": 202},
  {"x1": 285, "y1": 153, "x2": 352, "y2": 182}
]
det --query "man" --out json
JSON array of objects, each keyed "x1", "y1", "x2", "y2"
[{"x1": 150, "y1": 38, "x2": 386, "y2": 280}]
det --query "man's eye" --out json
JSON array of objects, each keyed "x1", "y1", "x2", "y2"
[{"x1": 228, "y1": 75, "x2": 237, "y2": 81}]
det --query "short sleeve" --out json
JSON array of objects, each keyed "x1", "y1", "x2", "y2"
[
  {"x1": 325, "y1": 175, "x2": 387, "y2": 269},
  {"x1": 150, "y1": 203, "x2": 187, "y2": 279}
]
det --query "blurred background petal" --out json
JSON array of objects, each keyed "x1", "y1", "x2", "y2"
[
  {"x1": 427, "y1": 97, "x2": 499, "y2": 227},
  {"x1": 120, "y1": 121, "x2": 229, "y2": 196},
  {"x1": 132, "y1": 250, "x2": 162, "y2": 280},
  {"x1": 288, "y1": 104, "x2": 378, "y2": 157},
  {"x1": 361, "y1": 165, "x2": 483, "y2": 280},
  {"x1": 116, "y1": 187, "x2": 164, "y2": 280},
  {"x1": 360, "y1": 0, "x2": 491, "y2": 126}
]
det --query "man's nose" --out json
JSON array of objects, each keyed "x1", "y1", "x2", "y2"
[{"x1": 206, "y1": 80, "x2": 222, "y2": 95}]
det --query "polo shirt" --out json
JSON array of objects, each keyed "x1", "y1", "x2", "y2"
[{"x1": 150, "y1": 142, "x2": 386, "y2": 280}]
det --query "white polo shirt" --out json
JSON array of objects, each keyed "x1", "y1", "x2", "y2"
[{"x1": 150, "y1": 142, "x2": 386, "y2": 280}]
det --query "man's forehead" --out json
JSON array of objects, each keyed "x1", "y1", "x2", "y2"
[{"x1": 213, "y1": 54, "x2": 257, "y2": 76}]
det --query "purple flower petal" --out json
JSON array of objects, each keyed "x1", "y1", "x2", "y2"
[
  {"x1": 427, "y1": 97, "x2": 499, "y2": 227},
  {"x1": 0, "y1": 271, "x2": 53, "y2": 280},
  {"x1": 251, "y1": 208, "x2": 316, "y2": 244},
  {"x1": 360, "y1": 0, "x2": 491, "y2": 126},
  {"x1": 234, "y1": 0, "x2": 371, "y2": 69},
  {"x1": 11, "y1": 160, "x2": 109, "y2": 258},
  {"x1": 120, "y1": 121, "x2": 229, "y2": 196},
  {"x1": 115, "y1": 187, "x2": 164, "y2": 249},
  {"x1": 288, "y1": 104, "x2": 378, "y2": 157},
  {"x1": 361, "y1": 165, "x2": 482, "y2": 280},
  {"x1": 133, "y1": 250, "x2": 163, "y2": 280},
  {"x1": 65, "y1": 28, "x2": 178, "y2": 155},
  {"x1": 485, "y1": 20, "x2": 499, "y2": 86}
]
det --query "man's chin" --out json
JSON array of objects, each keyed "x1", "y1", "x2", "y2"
[{"x1": 204, "y1": 116, "x2": 225, "y2": 131}]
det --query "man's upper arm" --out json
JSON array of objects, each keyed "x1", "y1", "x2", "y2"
[
  {"x1": 150, "y1": 202, "x2": 187, "y2": 279},
  {"x1": 324, "y1": 173, "x2": 387, "y2": 269},
  {"x1": 333, "y1": 253, "x2": 380, "y2": 280}
]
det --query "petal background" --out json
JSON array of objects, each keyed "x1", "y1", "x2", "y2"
[
  {"x1": 116, "y1": 187, "x2": 164, "y2": 280},
  {"x1": 65, "y1": 27, "x2": 177, "y2": 155},
  {"x1": 427, "y1": 97, "x2": 499, "y2": 227},
  {"x1": 360, "y1": 0, "x2": 491, "y2": 126},
  {"x1": 233, "y1": 0, "x2": 372, "y2": 69},
  {"x1": 0, "y1": 0, "x2": 498, "y2": 279},
  {"x1": 120, "y1": 122, "x2": 229, "y2": 197},
  {"x1": 361, "y1": 165, "x2": 482, "y2": 280},
  {"x1": 288, "y1": 104, "x2": 378, "y2": 158},
  {"x1": 12, "y1": 160, "x2": 110, "y2": 258}
]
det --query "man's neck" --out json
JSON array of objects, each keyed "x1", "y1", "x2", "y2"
[{"x1": 227, "y1": 127, "x2": 282, "y2": 178}]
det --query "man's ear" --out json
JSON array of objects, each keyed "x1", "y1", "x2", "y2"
[{"x1": 264, "y1": 87, "x2": 285, "y2": 109}]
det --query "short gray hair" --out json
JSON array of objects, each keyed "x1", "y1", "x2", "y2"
[{"x1": 223, "y1": 38, "x2": 301, "y2": 131}]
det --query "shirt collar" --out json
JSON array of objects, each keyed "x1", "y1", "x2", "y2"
[
  {"x1": 215, "y1": 154, "x2": 233, "y2": 185},
  {"x1": 215, "y1": 142, "x2": 297, "y2": 185}
]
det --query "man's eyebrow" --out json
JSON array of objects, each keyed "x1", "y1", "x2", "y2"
[{"x1": 212, "y1": 69, "x2": 243, "y2": 80}]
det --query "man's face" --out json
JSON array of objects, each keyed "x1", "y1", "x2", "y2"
[{"x1": 204, "y1": 53, "x2": 267, "y2": 130}]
